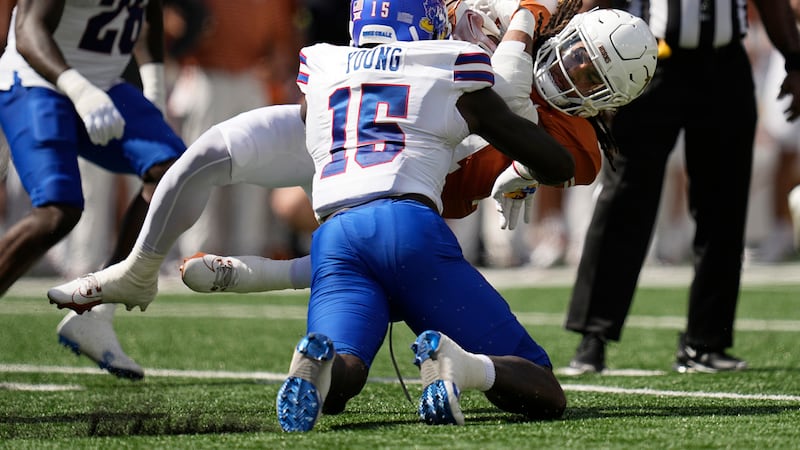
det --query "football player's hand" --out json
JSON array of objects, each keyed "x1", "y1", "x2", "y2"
[
  {"x1": 57, "y1": 69, "x2": 125, "y2": 145},
  {"x1": 496, "y1": 187, "x2": 537, "y2": 230},
  {"x1": 469, "y1": 0, "x2": 519, "y2": 35},
  {"x1": 779, "y1": 69, "x2": 800, "y2": 122},
  {"x1": 491, "y1": 163, "x2": 539, "y2": 230}
]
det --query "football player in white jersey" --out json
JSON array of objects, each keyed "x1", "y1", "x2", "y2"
[
  {"x1": 273, "y1": 0, "x2": 574, "y2": 432},
  {"x1": 0, "y1": 0, "x2": 184, "y2": 379},
  {"x1": 47, "y1": 1, "x2": 656, "y2": 388}
]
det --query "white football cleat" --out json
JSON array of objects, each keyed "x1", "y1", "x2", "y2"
[
  {"x1": 180, "y1": 252, "x2": 243, "y2": 292},
  {"x1": 790, "y1": 185, "x2": 800, "y2": 251},
  {"x1": 57, "y1": 308, "x2": 144, "y2": 380},
  {"x1": 47, "y1": 262, "x2": 158, "y2": 313}
]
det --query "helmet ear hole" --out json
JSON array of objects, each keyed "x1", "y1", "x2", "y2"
[
  {"x1": 350, "y1": 0, "x2": 451, "y2": 47},
  {"x1": 533, "y1": 8, "x2": 658, "y2": 117}
]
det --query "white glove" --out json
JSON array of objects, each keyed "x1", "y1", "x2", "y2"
[
  {"x1": 468, "y1": 0, "x2": 520, "y2": 35},
  {"x1": 56, "y1": 69, "x2": 125, "y2": 145},
  {"x1": 139, "y1": 62, "x2": 166, "y2": 113},
  {"x1": 491, "y1": 162, "x2": 539, "y2": 230}
]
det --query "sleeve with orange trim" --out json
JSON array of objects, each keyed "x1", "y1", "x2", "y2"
[
  {"x1": 532, "y1": 91, "x2": 602, "y2": 186},
  {"x1": 441, "y1": 146, "x2": 513, "y2": 219},
  {"x1": 440, "y1": 92, "x2": 601, "y2": 219},
  {"x1": 519, "y1": 0, "x2": 553, "y2": 30}
]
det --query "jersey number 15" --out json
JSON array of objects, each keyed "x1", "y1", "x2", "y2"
[{"x1": 322, "y1": 84, "x2": 410, "y2": 178}]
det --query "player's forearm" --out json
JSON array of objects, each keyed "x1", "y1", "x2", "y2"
[
  {"x1": 14, "y1": 1, "x2": 70, "y2": 83},
  {"x1": 459, "y1": 88, "x2": 574, "y2": 186},
  {"x1": 0, "y1": 0, "x2": 15, "y2": 55},
  {"x1": 139, "y1": 0, "x2": 165, "y2": 65},
  {"x1": 754, "y1": 0, "x2": 800, "y2": 60}
]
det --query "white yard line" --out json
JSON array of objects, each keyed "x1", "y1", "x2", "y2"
[
  {"x1": 562, "y1": 384, "x2": 800, "y2": 402},
  {"x1": 2, "y1": 363, "x2": 799, "y2": 402}
]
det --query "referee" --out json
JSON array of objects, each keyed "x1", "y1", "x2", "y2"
[{"x1": 565, "y1": 0, "x2": 800, "y2": 373}]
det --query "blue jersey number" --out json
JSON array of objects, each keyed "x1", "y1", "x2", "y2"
[
  {"x1": 79, "y1": 0, "x2": 146, "y2": 55},
  {"x1": 322, "y1": 84, "x2": 409, "y2": 177}
]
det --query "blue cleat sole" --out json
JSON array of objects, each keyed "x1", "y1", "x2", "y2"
[
  {"x1": 276, "y1": 377, "x2": 322, "y2": 432},
  {"x1": 419, "y1": 379, "x2": 460, "y2": 425},
  {"x1": 412, "y1": 330, "x2": 462, "y2": 425}
]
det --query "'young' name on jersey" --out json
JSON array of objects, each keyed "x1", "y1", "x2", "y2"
[{"x1": 346, "y1": 46, "x2": 403, "y2": 73}]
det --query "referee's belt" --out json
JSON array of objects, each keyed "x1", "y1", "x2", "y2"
[{"x1": 658, "y1": 39, "x2": 672, "y2": 59}]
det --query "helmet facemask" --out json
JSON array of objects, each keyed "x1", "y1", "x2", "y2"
[
  {"x1": 534, "y1": 8, "x2": 658, "y2": 118},
  {"x1": 534, "y1": 29, "x2": 615, "y2": 117}
]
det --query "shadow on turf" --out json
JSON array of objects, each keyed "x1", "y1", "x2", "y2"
[
  {"x1": 0, "y1": 410, "x2": 274, "y2": 439},
  {"x1": 563, "y1": 404, "x2": 796, "y2": 420},
  {"x1": 2, "y1": 404, "x2": 795, "y2": 439}
]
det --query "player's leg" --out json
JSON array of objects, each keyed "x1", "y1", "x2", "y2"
[
  {"x1": 277, "y1": 205, "x2": 391, "y2": 431},
  {"x1": 384, "y1": 201, "x2": 565, "y2": 422},
  {"x1": 180, "y1": 253, "x2": 310, "y2": 292},
  {"x1": 51, "y1": 132, "x2": 221, "y2": 378},
  {"x1": 48, "y1": 104, "x2": 309, "y2": 311},
  {"x1": 0, "y1": 85, "x2": 85, "y2": 295},
  {"x1": 47, "y1": 125, "x2": 230, "y2": 311},
  {"x1": 0, "y1": 205, "x2": 81, "y2": 294},
  {"x1": 47, "y1": 84, "x2": 184, "y2": 378},
  {"x1": 179, "y1": 185, "x2": 315, "y2": 294}
]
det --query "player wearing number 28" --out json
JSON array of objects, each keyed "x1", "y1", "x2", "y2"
[{"x1": 0, "y1": 0, "x2": 183, "y2": 375}]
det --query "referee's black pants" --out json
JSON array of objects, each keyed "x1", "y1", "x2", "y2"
[{"x1": 566, "y1": 41, "x2": 756, "y2": 351}]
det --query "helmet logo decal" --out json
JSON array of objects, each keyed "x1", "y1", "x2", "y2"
[
  {"x1": 353, "y1": 0, "x2": 364, "y2": 20},
  {"x1": 598, "y1": 45, "x2": 611, "y2": 64},
  {"x1": 422, "y1": 0, "x2": 448, "y2": 39}
]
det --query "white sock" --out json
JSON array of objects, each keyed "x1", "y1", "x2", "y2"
[
  {"x1": 94, "y1": 245, "x2": 164, "y2": 300},
  {"x1": 507, "y1": 7, "x2": 536, "y2": 37},
  {"x1": 125, "y1": 246, "x2": 166, "y2": 285},
  {"x1": 440, "y1": 334, "x2": 497, "y2": 391},
  {"x1": 236, "y1": 256, "x2": 295, "y2": 292},
  {"x1": 475, "y1": 354, "x2": 496, "y2": 391},
  {"x1": 289, "y1": 255, "x2": 312, "y2": 289}
]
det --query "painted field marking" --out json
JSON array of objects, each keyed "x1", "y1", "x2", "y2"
[
  {"x1": 0, "y1": 381, "x2": 84, "y2": 391},
  {"x1": 2, "y1": 364, "x2": 799, "y2": 402}
]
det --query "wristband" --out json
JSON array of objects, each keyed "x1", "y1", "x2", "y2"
[
  {"x1": 56, "y1": 68, "x2": 93, "y2": 100},
  {"x1": 139, "y1": 62, "x2": 166, "y2": 112},
  {"x1": 507, "y1": 7, "x2": 536, "y2": 38},
  {"x1": 784, "y1": 52, "x2": 800, "y2": 72},
  {"x1": 512, "y1": 161, "x2": 536, "y2": 180}
]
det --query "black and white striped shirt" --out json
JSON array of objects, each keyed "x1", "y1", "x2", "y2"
[{"x1": 614, "y1": 0, "x2": 749, "y2": 49}]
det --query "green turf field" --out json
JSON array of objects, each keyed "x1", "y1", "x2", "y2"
[{"x1": 2, "y1": 283, "x2": 799, "y2": 448}]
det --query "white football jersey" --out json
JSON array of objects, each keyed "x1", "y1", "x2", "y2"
[
  {"x1": 0, "y1": 1, "x2": 148, "y2": 91},
  {"x1": 298, "y1": 40, "x2": 494, "y2": 219}
]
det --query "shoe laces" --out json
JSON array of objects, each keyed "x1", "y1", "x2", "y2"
[
  {"x1": 79, "y1": 274, "x2": 103, "y2": 297},
  {"x1": 212, "y1": 259, "x2": 239, "y2": 291}
]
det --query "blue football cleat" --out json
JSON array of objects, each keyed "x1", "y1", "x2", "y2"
[{"x1": 276, "y1": 333, "x2": 335, "y2": 432}]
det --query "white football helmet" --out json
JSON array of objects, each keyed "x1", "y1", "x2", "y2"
[{"x1": 534, "y1": 8, "x2": 658, "y2": 117}]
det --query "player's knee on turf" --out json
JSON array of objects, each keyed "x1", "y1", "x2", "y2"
[{"x1": 323, "y1": 354, "x2": 369, "y2": 415}]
